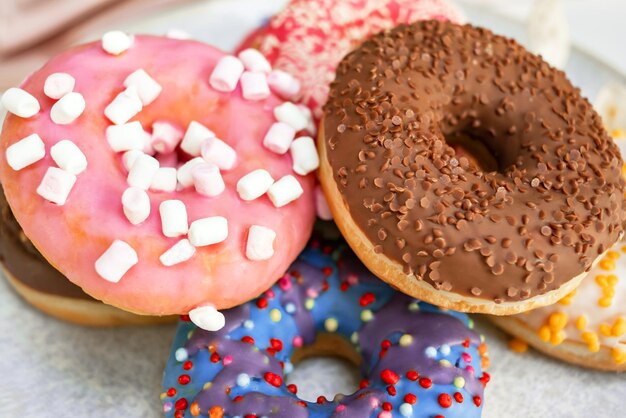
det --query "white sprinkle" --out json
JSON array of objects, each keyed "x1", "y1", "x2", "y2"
[
  {"x1": 176, "y1": 157, "x2": 205, "y2": 188},
  {"x1": 240, "y1": 71, "x2": 271, "y2": 101},
  {"x1": 440, "y1": 344, "x2": 451, "y2": 356},
  {"x1": 209, "y1": 55, "x2": 245, "y2": 92},
  {"x1": 44, "y1": 73, "x2": 75, "y2": 99},
  {"x1": 36, "y1": 167, "x2": 77, "y2": 205},
  {"x1": 238, "y1": 49, "x2": 272, "y2": 74},
  {"x1": 267, "y1": 70, "x2": 301, "y2": 100},
  {"x1": 425, "y1": 346, "x2": 437, "y2": 359},
  {"x1": 283, "y1": 361, "x2": 294, "y2": 374},
  {"x1": 104, "y1": 87, "x2": 143, "y2": 125},
  {"x1": 151, "y1": 121, "x2": 183, "y2": 154},
  {"x1": 290, "y1": 136, "x2": 319, "y2": 175},
  {"x1": 1, "y1": 88, "x2": 40, "y2": 118},
  {"x1": 50, "y1": 92, "x2": 85, "y2": 125},
  {"x1": 174, "y1": 347, "x2": 188, "y2": 362},
  {"x1": 180, "y1": 121, "x2": 215, "y2": 156},
  {"x1": 123, "y1": 69, "x2": 162, "y2": 106},
  {"x1": 101, "y1": 31, "x2": 134, "y2": 55},
  {"x1": 236, "y1": 373, "x2": 251, "y2": 388},
  {"x1": 95, "y1": 240, "x2": 138, "y2": 283},
  {"x1": 150, "y1": 167, "x2": 177, "y2": 192},
  {"x1": 159, "y1": 200, "x2": 188, "y2": 237},
  {"x1": 122, "y1": 150, "x2": 143, "y2": 171},
  {"x1": 50, "y1": 139, "x2": 87, "y2": 175},
  {"x1": 127, "y1": 153, "x2": 159, "y2": 190},
  {"x1": 246, "y1": 225, "x2": 276, "y2": 261},
  {"x1": 121, "y1": 187, "x2": 150, "y2": 225},
  {"x1": 188, "y1": 216, "x2": 228, "y2": 247},
  {"x1": 5, "y1": 133, "x2": 45, "y2": 170},
  {"x1": 315, "y1": 186, "x2": 332, "y2": 220},
  {"x1": 166, "y1": 29, "x2": 192, "y2": 40},
  {"x1": 274, "y1": 102, "x2": 308, "y2": 131},
  {"x1": 106, "y1": 121, "x2": 146, "y2": 152},
  {"x1": 263, "y1": 122, "x2": 296, "y2": 154},
  {"x1": 201, "y1": 137, "x2": 237, "y2": 171},
  {"x1": 267, "y1": 175, "x2": 303, "y2": 207},
  {"x1": 192, "y1": 163, "x2": 225, "y2": 197},
  {"x1": 399, "y1": 403, "x2": 413, "y2": 417},
  {"x1": 236, "y1": 169, "x2": 274, "y2": 201},
  {"x1": 243, "y1": 319, "x2": 254, "y2": 329},
  {"x1": 160, "y1": 239, "x2": 196, "y2": 266},
  {"x1": 189, "y1": 305, "x2": 225, "y2": 331},
  {"x1": 285, "y1": 303, "x2": 296, "y2": 314}
]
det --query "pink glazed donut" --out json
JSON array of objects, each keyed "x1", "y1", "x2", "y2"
[{"x1": 0, "y1": 34, "x2": 316, "y2": 323}]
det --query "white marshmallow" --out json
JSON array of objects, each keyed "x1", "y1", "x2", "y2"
[
  {"x1": 159, "y1": 200, "x2": 188, "y2": 237},
  {"x1": 290, "y1": 136, "x2": 319, "y2": 175},
  {"x1": 188, "y1": 216, "x2": 228, "y2": 247},
  {"x1": 50, "y1": 92, "x2": 85, "y2": 125},
  {"x1": 315, "y1": 186, "x2": 332, "y2": 220},
  {"x1": 106, "y1": 121, "x2": 146, "y2": 152},
  {"x1": 150, "y1": 167, "x2": 177, "y2": 192},
  {"x1": 151, "y1": 121, "x2": 183, "y2": 154},
  {"x1": 176, "y1": 157, "x2": 205, "y2": 188},
  {"x1": 298, "y1": 104, "x2": 317, "y2": 135},
  {"x1": 6, "y1": 133, "x2": 45, "y2": 171},
  {"x1": 141, "y1": 128, "x2": 155, "y2": 155},
  {"x1": 36, "y1": 167, "x2": 77, "y2": 205},
  {"x1": 238, "y1": 49, "x2": 272, "y2": 74},
  {"x1": 236, "y1": 169, "x2": 274, "y2": 201},
  {"x1": 127, "y1": 153, "x2": 159, "y2": 190},
  {"x1": 95, "y1": 240, "x2": 138, "y2": 283},
  {"x1": 246, "y1": 225, "x2": 276, "y2": 261},
  {"x1": 189, "y1": 305, "x2": 225, "y2": 331},
  {"x1": 101, "y1": 31, "x2": 134, "y2": 55},
  {"x1": 121, "y1": 187, "x2": 150, "y2": 225},
  {"x1": 122, "y1": 150, "x2": 143, "y2": 171},
  {"x1": 192, "y1": 163, "x2": 225, "y2": 197},
  {"x1": 166, "y1": 29, "x2": 192, "y2": 40},
  {"x1": 267, "y1": 70, "x2": 301, "y2": 100},
  {"x1": 104, "y1": 87, "x2": 143, "y2": 125},
  {"x1": 44, "y1": 73, "x2": 75, "y2": 99},
  {"x1": 274, "y1": 102, "x2": 308, "y2": 131},
  {"x1": 240, "y1": 72, "x2": 271, "y2": 101},
  {"x1": 181, "y1": 121, "x2": 215, "y2": 156},
  {"x1": 267, "y1": 175, "x2": 303, "y2": 207},
  {"x1": 1, "y1": 88, "x2": 40, "y2": 118},
  {"x1": 209, "y1": 56, "x2": 245, "y2": 92},
  {"x1": 50, "y1": 139, "x2": 87, "y2": 175},
  {"x1": 200, "y1": 137, "x2": 237, "y2": 170},
  {"x1": 263, "y1": 122, "x2": 296, "y2": 154},
  {"x1": 123, "y1": 69, "x2": 162, "y2": 106},
  {"x1": 160, "y1": 238, "x2": 196, "y2": 266}
]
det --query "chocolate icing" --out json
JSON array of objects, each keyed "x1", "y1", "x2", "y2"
[
  {"x1": 323, "y1": 21, "x2": 625, "y2": 303},
  {"x1": 0, "y1": 187, "x2": 92, "y2": 300}
]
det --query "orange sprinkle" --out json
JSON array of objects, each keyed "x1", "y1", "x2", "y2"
[
  {"x1": 478, "y1": 343, "x2": 488, "y2": 356},
  {"x1": 611, "y1": 347, "x2": 626, "y2": 365},
  {"x1": 599, "y1": 259, "x2": 616, "y2": 271},
  {"x1": 209, "y1": 406, "x2": 224, "y2": 418},
  {"x1": 607, "y1": 251, "x2": 620, "y2": 260},
  {"x1": 508, "y1": 338, "x2": 529, "y2": 353},
  {"x1": 558, "y1": 289, "x2": 577, "y2": 305},
  {"x1": 575, "y1": 315, "x2": 588, "y2": 330},
  {"x1": 612, "y1": 318, "x2": 626, "y2": 337},
  {"x1": 600, "y1": 324, "x2": 612, "y2": 337},
  {"x1": 550, "y1": 331, "x2": 565, "y2": 345},
  {"x1": 612, "y1": 128, "x2": 626, "y2": 139},
  {"x1": 621, "y1": 245, "x2": 626, "y2": 253},
  {"x1": 548, "y1": 312, "x2": 568, "y2": 331},
  {"x1": 190, "y1": 402, "x2": 201, "y2": 417},
  {"x1": 538, "y1": 325, "x2": 551, "y2": 342},
  {"x1": 481, "y1": 356, "x2": 491, "y2": 369}
]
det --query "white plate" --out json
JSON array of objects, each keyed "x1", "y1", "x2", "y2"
[{"x1": 1, "y1": 1, "x2": 625, "y2": 417}]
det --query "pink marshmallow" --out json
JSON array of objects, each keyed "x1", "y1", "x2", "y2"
[
  {"x1": 209, "y1": 56, "x2": 244, "y2": 92},
  {"x1": 263, "y1": 122, "x2": 296, "y2": 155},
  {"x1": 240, "y1": 72, "x2": 271, "y2": 101},
  {"x1": 267, "y1": 70, "x2": 301, "y2": 100},
  {"x1": 192, "y1": 162, "x2": 225, "y2": 197},
  {"x1": 201, "y1": 137, "x2": 237, "y2": 170},
  {"x1": 151, "y1": 121, "x2": 183, "y2": 154}
]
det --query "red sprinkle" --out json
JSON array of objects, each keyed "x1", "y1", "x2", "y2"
[
  {"x1": 359, "y1": 379, "x2": 369, "y2": 389},
  {"x1": 419, "y1": 377, "x2": 432, "y2": 389},
  {"x1": 382, "y1": 402, "x2": 392, "y2": 411},
  {"x1": 322, "y1": 267, "x2": 333, "y2": 276},
  {"x1": 462, "y1": 338, "x2": 470, "y2": 348},
  {"x1": 234, "y1": 395, "x2": 244, "y2": 402},
  {"x1": 180, "y1": 314, "x2": 191, "y2": 322},
  {"x1": 264, "y1": 372, "x2": 283, "y2": 387},
  {"x1": 322, "y1": 245, "x2": 332, "y2": 254},
  {"x1": 244, "y1": 415, "x2": 257, "y2": 418},
  {"x1": 178, "y1": 375, "x2": 190, "y2": 385},
  {"x1": 404, "y1": 393, "x2": 417, "y2": 404},
  {"x1": 287, "y1": 384, "x2": 298, "y2": 394},
  {"x1": 317, "y1": 396, "x2": 327, "y2": 404},
  {"x1": 296, "y1": 400, "x2": 308, "y2": 407},
  {"x1": 381, "y1": 339, "x2": 392, "y2": 349},
  {"x1": 473, "y1": 396, "x2": 482, "y2": 407},
  {"x1": 174, "y1": 398, "x2": 188, "y2": 410},
  {"x1": 454, "y1": 392, "x2": 464, "y2": 403},
  {"x1": 438, "y1": 393, "x2": 452, "y2": 408},
  {"x1": 174, "y1": 411, "x2": 184, "y2": 418},
  {"x1": 380, "y1": 369, "x2": 399, "y2": 385},
  {"x1": 434, "y1": 415, "x2": 445, "y2": 418},
  {"x1": 270, "y1": 338, "x2": 283, "y2": 351},
  {"x1": 210, "y1": 352, "x2": 220, "y2": 363},
  {"x1": 406, "y1": 370, "x2": 419, "y2": 381},
  {"x1": 256, "y1": 298, "x2": 268, "y2": 309},
  {"x1": 340, "y1": 281, "x2": 350, "y2": 292},
  {"x1": 241, "y1": 336, "x2": 255, "y2": 344},
  {"x1": 386, "y1": 385, "x2": 396, "y2": 396},
  {"x1": 166, "y1": 387, "x2": 177, "y2": 397},
  {"x1": 359, "y1": 292, "x2": 376, "y2": 307},
  {"x1": 182, "y1": 361, "x2": 193, "y2": 371},
  {"x1": 322, "y1": 280, "x2": 329, "y2": 292},
  {"x1": 479, "y1": 372, "x2": 491, "y2": 387}
]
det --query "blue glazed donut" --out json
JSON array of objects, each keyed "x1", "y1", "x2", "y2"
[{"x1": 161, "y1": 238, "x2": 490, "y2": 418}]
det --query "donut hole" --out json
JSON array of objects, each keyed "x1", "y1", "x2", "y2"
[{"x1": 443, "y1": 130, "x2": 499, "y2": 173}]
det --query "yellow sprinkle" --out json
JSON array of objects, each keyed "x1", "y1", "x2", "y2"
[
  {"x1": 550, "y1": 331, "x2": 566, "y2": 345},
  {"x1": 453, "y1": 376, "x2": 466, "y2": 388},
  {"x1": 548, "y1": 312, "x2": 568, "y2": 331},
  {"x1": 588, "y1": 341, "x2": 600, "y2": 353},
  {"x1": 304, "y1": 298, "x2": 315, "y2": 310},
  {"x1": 351, "y1": 332, "x2": 359, "y2": 343},
  {"x1": 608, "y1": 274, "x2": 619, "y2": 286},
  {"x1": 607, "y1": 250, "x2": 620, "y2": 260},
  {"x1": 611, "y1": 347, "x2": 626, "y2": 365},
  {"x1": 575, "y1": 315, "x2": 588, "y2": 331},
  {"x1": 538, "y1": 325, "x2": 551, "y2": 342},
  {"x1": 399, "y1": 334, "x2": 414, "y2": 347},
  {"x1": 599, "y1": 259, "x2": 616, "y2": 271},
  {"x1": 508, "y1": 338, "x2": 528, "y2": 353},
  {"x1": 595, "y1": 275, "x2": 608, "y2": 286},
  {"x1": 159, "y1": 393, "x2": 167, "y2": 401},
  {"x1": 439, "y1": 359, "x2": 452, "y2": 367},
  {"x1": 203, "y1": 382, "x2": 212, "y2": 390},
  {"x1": 324, "y1": 317, "x2": 338, "y2": 332},
  {"x1": 611, "y1": 128, "x2": 626, "y2": 139},
  {"x1": 621, "y1": 245, "x2": 626, "y2": 253},
  {"x1": 361, "y1": 309, "x2": 373, "y2": 322},
  {"x1": 612, "y1": 318, "x2": 626, "y2": 337},
  {"x1": 558, "y1": 289, "x2": 577, "y2": 305},
  {"x1": 599, "y1": 324, "x2": 612, "y2": 337},
  {"x1": 270, "y1": 308, "x2": 282, "y2": 322},
  {"x1": 599, "y1": 297, "x2": 613, "y2": 308}
]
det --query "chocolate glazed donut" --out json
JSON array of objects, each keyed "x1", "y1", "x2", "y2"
[{"x1": 319, "y1": 20, "x2": 625, "y2": 315}]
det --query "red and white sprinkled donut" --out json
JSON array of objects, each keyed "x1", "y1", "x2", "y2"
[
  {"x1": 238, "y1": 0, "x2": 463, "y2": 119},
  {"x1": 0, "y1": 34, "x2": 318, "y2": 324}
]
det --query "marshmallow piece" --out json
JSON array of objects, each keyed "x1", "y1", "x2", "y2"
[
  {"x1": 274, "y1": 102, "x2": 308, "y2": 131},
  {"x1": 236, "y1": 169, "x2": 274, "y2": 201},
  {"x1": 121, "y1": 187, "x2": 150, "y2": 225},
  {"x1": 151, "y1": 121, "x2": 183, "y2": 154},
  {"x1": 122, "y1": 150, "x2": 143, "y2": 171},
  {"x1": 200, "y1": 137, "x2": 237, "y2": 170},
  {"x1": 298, "y1": 104, "x2": 317, "y2": 136},
  {"x1": 177, "y1": 157, "x2": 205, "y2": 188},
  {"x1": 127, "y1": 153, "x2": 159, "y2": 190},
  {"x1": 6, "y1": 133, "x2": 45, "y2": 170},
  {"x1": 44, "y1": 73, "x2": 75, "y2": 99},
  {"x1": 267, "y1": 175, "x2": 303, "y2": 207},
  {"x1": 188, "y1": 216, "x2": 228, "y2": 247},
  {"x1": 263, "y1": 122, "x2": 296, "y2": 155},
  {"x1": 246, "y1": 225, "x2": 276, "y2": 261},
  {"x1": 106, "y1": 121, "x2": 146, "y2": 152},
  {"x1": 95, "y1": 240, "x2": 138, "y2": 283},
  {"x1": 290, "y1": 136, "x2": 320, "y2": 175},
  {"x1": 159, "y1": 200, "x2": 188, "y2": 237},
  {"x1": 192, "y1": 163, "x2": 225, "y2": 197},
  {"x1": 50, "y1": 139, "x2": 87, "y2": 175},
  {"x1": 181, "y1": 121, "x2": 215, "y2": 156},
  {"x1": 528, "y1": 0, "x2": 570, "y2": 69},
  {"x1": 166, "y1": 29, "x2": 192, "y2": 40},
  {"x1": 123, "y1": 69, "x2": 162, "y2": 106},
  {"x1": 1, "y1": 88, "x2": 40, "y2": 118},
  {"x1": 240, "y1": 72, "x2": 271, "y2": 101},
  {"x1": 101, "y1": 31, "x2": 134, "y2": 55},
  {"x1": 267, "y1": 70, "x2": 301, "y2": 100},
  {"x1": 209, "y1": 56, "x2": 245, "y2": 92},
  {"x1": 104, "y1": 87, "x2": 143, "y2": 125},
  {"x1": 315, "y1": 186, "x2": 332, "y2": 220},
  {"x1": 160, "y1": 239, "x2": 196, "y2": 266},
  {"x1": 238, "y1": 49, "x2": 272, "y2": 74},
  {"x1": 150, "y1": 167, "x2": 177, "y2": 192},
  {"x1": 50, "y1": 92, "x2": 85, "y2": 125},
  {"x1": 189, "y1": 305, "x2": 225, "y2": 331},
  {"x1": 36, "y1": 167, "x2": 77, "y2": 205},
  {"x1": 141, "y1": 128, "x2": 155, "y2": 155}
]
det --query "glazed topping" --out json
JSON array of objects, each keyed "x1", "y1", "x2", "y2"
[{"x1": 323, "y1": 20, "x2": 625, "y2": 302}]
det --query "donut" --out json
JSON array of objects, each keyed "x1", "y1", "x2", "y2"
[
  {"x1": 492, "y1": 239, "x2": 626, "y2": 371},
  {"x1": 319, "y1": 20, "x2": 625, "y2": 315},
  {"x1": 0, "y1": 34, "x2": 317, "y2": 325},
  {"x1": 237, "y1": 0, "x2": 462, "y2": 119},
  {"x1": 161, "y1": 237, "x2": 490, "y2": 418}
]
